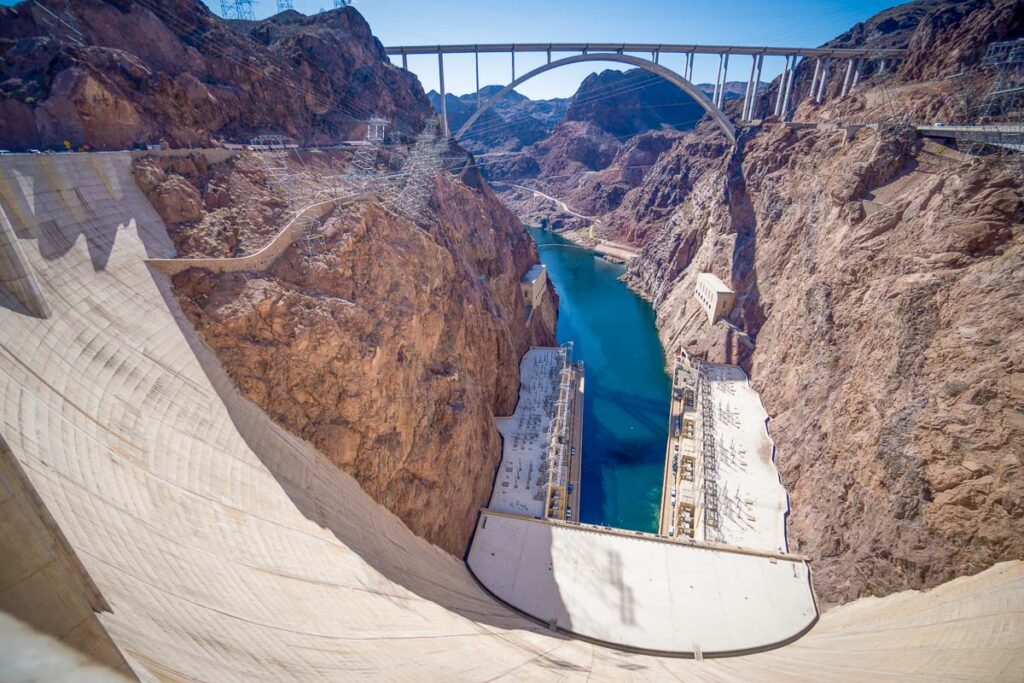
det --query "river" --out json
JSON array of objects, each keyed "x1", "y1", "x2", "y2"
[{"x1": 529, "y1": 228, "x2": 670, "y2": 533}]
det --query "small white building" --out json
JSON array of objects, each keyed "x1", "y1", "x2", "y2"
[
  {"x1": 694, "y1": 272, "x2": 735, "y2": 324},
  {"x1": 521, "y1": 264, "x2": 547, "y2": 314}
]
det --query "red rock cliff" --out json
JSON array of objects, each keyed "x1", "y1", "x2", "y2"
[
  {"x1": 137, "y1": 150, "x2": 556, "y2": 555},
  {"x1": 0, "y1": 0, "x2": 432, "y2": 149},
  {"x1": 531, "y1": 0, "x2": 1024, "y2": 605}
]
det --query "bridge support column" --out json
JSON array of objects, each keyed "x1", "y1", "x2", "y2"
[
  {"x1": 743, "y1": 55, "x2": 757, "y2": 121},
  {"x1": 512, "y1": 49, "x2": 516, "y2": 81},
  {"x1": 401, "y1": 51, "x2": 407, "y2": 70},
  {"x1": 809, "y1": 58, "x2": 822, "y2": 103},
  {"x1": 781, "y1": 57, "x2": 796, "y2": 120},
  {"x1": 720, "y1": 54, "x2": 729, "y2": 106},
  {"x1": 686, "y1": 52, "x2": 694, "y2": 81},
  {"x1": 753, "y1": 54, "x2": 764, "y2": 118},
  {"x1": 475, "y1": 50, "x2": 480, "y2": 108},
  {"x1": 815, "y1": 58, "x2": 830, "y2": 103},
  {"x1": 774, "y1": 55, "x2": 790, "y2": 117},
  {"x1": 437, "y1": 51, "x2": 449, "y2": 138},
  {"x1": 715, "y1": 54, "x2": 730, "y2": 107},
  {"x1": 840, "y1": 58, "x2": 854, "y2": 97},
  {"x1": 713, "y1": 54, "x2": 724, "y2": 106},
  {"x1": 851, "y1": 57, "x2": 863, "y2": 91}
]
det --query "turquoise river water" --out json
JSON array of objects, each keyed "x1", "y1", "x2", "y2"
[{"x1": 529, "y1": 228, "x2": 670, "y2": 533}]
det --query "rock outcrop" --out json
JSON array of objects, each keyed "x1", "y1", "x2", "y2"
[
  {"x1": 591, "y1": 0, "x2": 1024, "y2": 605},
  {"x1": 563, "y1": 68, "x2": 707, "y2": 139},
  {"x1": 428, "y1": 86, "x2": 569, "y2": 153},
  {"x1": 0, "y1": 0, "x2": 433, "y2": 150},
  {"x1": 137, "y1": 150, "x2": 556, "y2": 555}
]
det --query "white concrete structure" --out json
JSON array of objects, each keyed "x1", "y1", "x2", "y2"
[
  {"x1": 1, "y1": 153, "x2": 1023, "y2": 680},
  {"x1": 520, "y1": 263, "x2": 547, "y2": 313},
  {"x1": 701, "y1": 362, "x2": 789, "y2": 552},
  {"x1": 694, "y1": 272, "x2": 736, "y2": 324},
  {"x1": 469, "y1": 511, "x2": 815, "y2": 654},
  {"x1": 491, "y1": 348, "x2": 563, "y2": 517}
]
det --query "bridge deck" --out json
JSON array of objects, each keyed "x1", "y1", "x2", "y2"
[{"x1": 385, "y1": 42, "x2": 907, "y2": 58}]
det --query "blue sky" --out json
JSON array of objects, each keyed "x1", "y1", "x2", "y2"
[
  {"x1": 240, "y1": 0, "x2": 900, "y2": 98},
  {"x1": 5, "y1": 0, "x2": 901, "y2": 99}
]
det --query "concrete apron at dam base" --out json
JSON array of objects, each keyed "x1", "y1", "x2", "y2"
[
  {"x1": 0, "y1": 151, "x2": 1023, "y2": 681},
  {"x1": 469, "y1": 350, "x2": 815, "y2": 656}
]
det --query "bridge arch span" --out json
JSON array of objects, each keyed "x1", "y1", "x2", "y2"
[{"x1": 454, "y1": 53, "x2": 736, "y2": 146}]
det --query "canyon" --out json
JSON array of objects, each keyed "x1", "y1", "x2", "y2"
[
  {"x1": 0, "y1": 0, "x2": 1021, "y2": 672},
  {"x1": 132, "y1": 144, "x2": 556, "y2": 557},
  {"x1": 466, "y1": 0, "x2": 1023, "y2": 606}
]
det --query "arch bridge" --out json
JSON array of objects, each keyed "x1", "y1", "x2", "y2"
[{"x1": 385, "y1": 43, "x2": 908, "y2": 145}]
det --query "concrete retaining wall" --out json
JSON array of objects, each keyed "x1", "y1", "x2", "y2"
[{"x1": 146, "y1": 194, "x2": 365, "y2": 275}]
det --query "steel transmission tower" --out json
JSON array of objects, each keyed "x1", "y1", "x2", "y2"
[
  {"x1": 219, "y1": 0, "x2": 254, "y2": 20},
  {"x1": 277, "y1": 0, "x2": 294, "y2": 11},
  {"x1": 960, "y1": 39, "x2": 1024, "y2": 163},
  {"x1": 333, "y1": 0, "x2": 351, "y2": 8},
  {"x1": 977, "y1": 39, "x2": 1024, "y2": 124}
]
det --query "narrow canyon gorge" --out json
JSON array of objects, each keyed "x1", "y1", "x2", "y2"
[
  {"x1": 478, "y1": 0, "x2": 1024, "y2": 605},
  {"x1": 2, "y1": 0, "x2": 1020, "y2": 612}
]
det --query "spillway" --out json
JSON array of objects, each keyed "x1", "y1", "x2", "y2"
[{"x1": 0, "y1": 152, "x2": 1021, "y2": 681}]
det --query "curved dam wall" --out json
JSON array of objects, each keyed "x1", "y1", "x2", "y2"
[{"x1": 0, "y1": 152, "x2": 1021, "y2": 681}]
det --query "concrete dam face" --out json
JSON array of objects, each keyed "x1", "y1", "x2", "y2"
[{"x1": 0, "y1": 152, "x2": 1022, "y2": 681}]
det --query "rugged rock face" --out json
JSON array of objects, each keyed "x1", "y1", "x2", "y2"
[
  {"x1": 132, "y1": 153, "x2": 287, "y2": 256},
  {"x1": 0, "y1": 0, "x2": 433, "y2": 150},
  {"x1": 428, "y1": 86, "x2": 569, "y2": 153},
  {"x1": 481, "y1": 69, "x2": 763, "y2": 229},
  {"x1": 564, "y1": 68, "x2": 707, "y2": 139},
  {"x1": 138, "y1": 151, "x2": 556, "y2": 555},
  {"x1": 487, "y1": 119, "x2": 623, "y2": 183},
  {"x1": 596, "y1": 0, "x2": 1024, "y2": 605},
  {"x1": 624, "y1": 121, "x2": 1022, "y2": 607}
]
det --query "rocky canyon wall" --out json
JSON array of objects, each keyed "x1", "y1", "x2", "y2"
[
  {"x1": 624, "y1": 121, "x2": 1021, "y2": 606},
  {"x1": 0, "y1": 0, "x2": 432, "y2": 150},
  {"x1": 136, "y1": 150, "x2": 556, "y2": 555},
  {"x1": 555, "y1": 0, "x2": 1024, "y2": 605}
]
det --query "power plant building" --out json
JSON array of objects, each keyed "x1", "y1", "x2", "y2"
[
  {"x1": 521, "y1": 263, "x2": 547, "y2": 315},
  {"x1": 694, "y1": 272, "x2": 735, "y2": 324}
]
